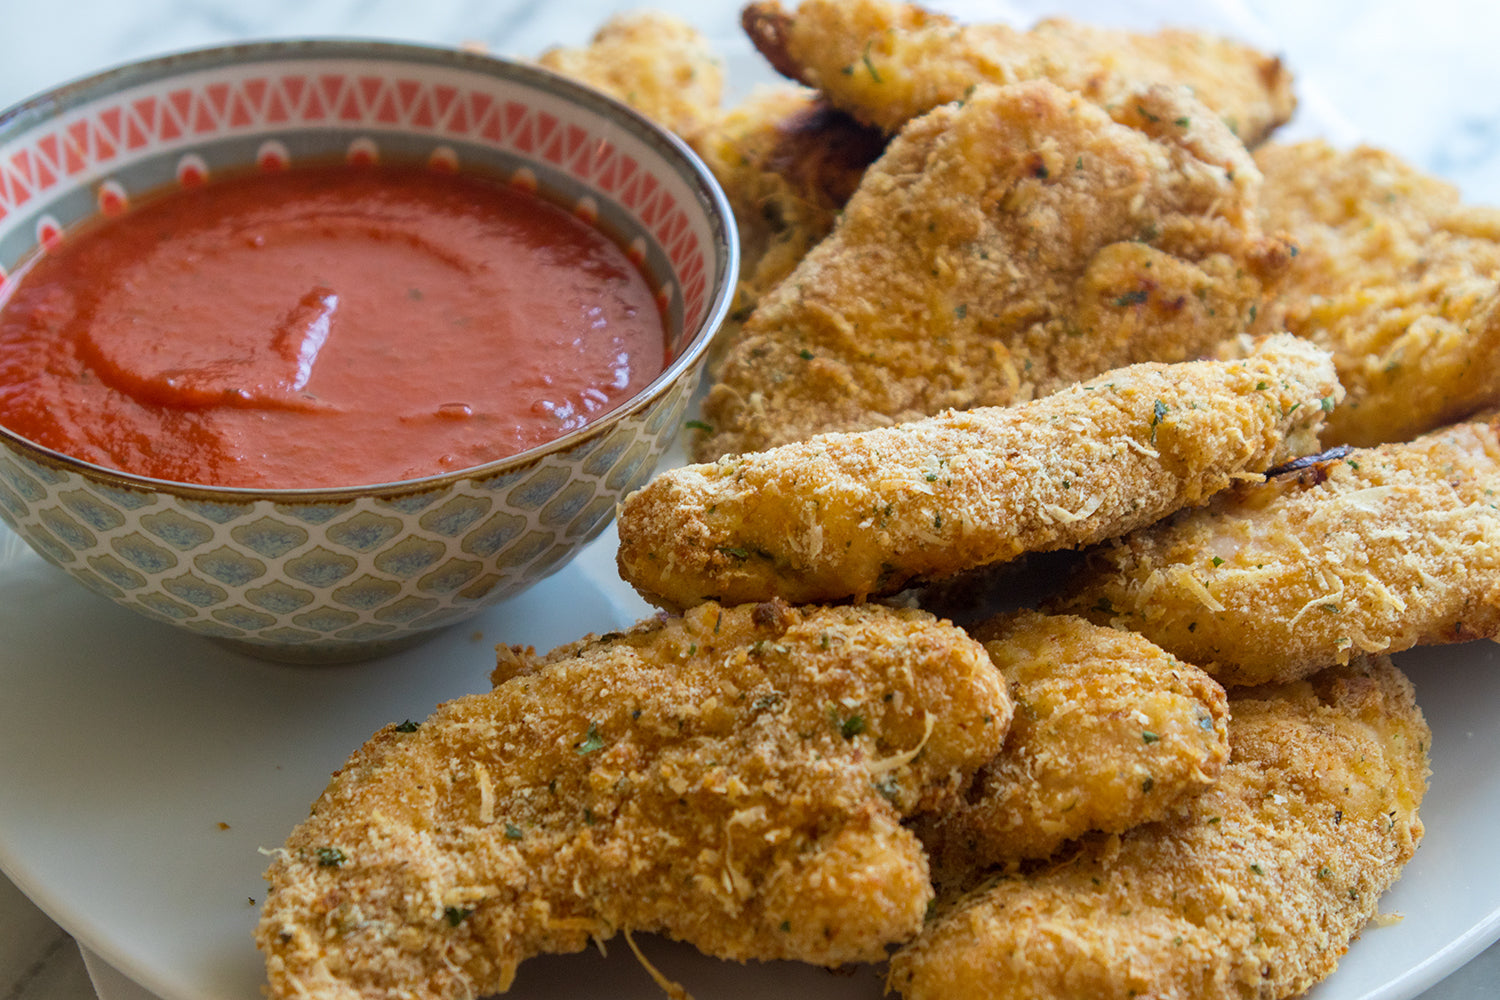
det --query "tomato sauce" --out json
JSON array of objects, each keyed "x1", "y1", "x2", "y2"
[{"x1": 0, "y1": 165, "x2": 667, "y2": 488}]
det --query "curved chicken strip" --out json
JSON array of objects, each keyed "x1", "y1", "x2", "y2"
[
  {"x1": 693, "y1": 85, "x2": 886, "y2": 316},
  {"x1": 743, "y1": 0, "x2": 1295, "y2": 145},
  {"x1": 1251, "y1": 141, "x2": 1500, "y2": 446},
  {"x1": 535, "y1": 10, "x2": 723, "y2": 140},
  {"x1": 1048, "y1": 417, "x2": 1500, "y2": 685},
  {"x1": 618, "y1": 335, "x2": 1339, "y2": 610},
  {"x1": 889, "y1": 655, "x2": 1430, "y2": 1000},
  {"x1": 696, "y1": 79, "x2": 1293, "y2": 458},
  {"x1": 258, "y1": 601, "x2": 1010, "y2": 999},
  {"x1": 914, "y1": 612, "x2": 1228, "y2": 882}
]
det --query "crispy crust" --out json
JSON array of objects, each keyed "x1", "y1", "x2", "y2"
[
  {"x1": 743, "y1": 0, "x2": 1295, "y2": 144},
  {"x1": 535, "y1": 10, "x2": 723, "y2": 140},
  {"x1": 691, "y1": 85, "x2": 886, "y2": 328},
  {"x1": 618, "y1": 335, "x2": 1339, "y2": 610},
  {"x1": 1049, "y1": 417, "x2": 1500, "y2": 685},
  {"x1": 257, "y1": 601, "x2": 1010, "y2": 999},
  {"x1": 889, "y1": 655, "x2": 1430, "y2": 1000},
  {"x1": 914, "y1": 611, "x2": 1228, "y2": 879},
  {"x1": 695, "y1": 79, "x2": 1292, "y2": 458},
  {"x1": 1251, "y1": 140, "x2": 1500, "y2": 446}
]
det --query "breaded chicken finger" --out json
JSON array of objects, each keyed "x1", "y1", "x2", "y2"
[
  {"x1": 1049, "y1": 416, "x2": 1500, "y2": 685},
  {"x1": 258, "y1": 601, "x2": 1009, "y2": 1000},
  {"x1": 697, "y1": 78, "x2": 1293, "y2": 458},
  {"x1": 535, "y1": 11, "x2": 723, "y2": 140},
  {"x1": 693, "y1": 86, "x2": 885, "y2": 312},
  {"x1": 618, "y1": 335, "x2": 1338, "y2": 610},
  {"x1": 889, "y1": 655, "x2": 1430, "y2": 1000},
  {"x1": 914, "y1": 612, "x2": 1228, "y2": 880},
  {"x1": 1250, "y1": 141, "x2": 1500, "y2": 446},
  {"x1": 743, "y1": 0, "x2": 1296, "y2": 144}
]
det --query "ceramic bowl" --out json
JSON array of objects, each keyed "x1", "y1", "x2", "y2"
[{"x1": 0, "y1": 40, "x2": 737, "y2": 662}]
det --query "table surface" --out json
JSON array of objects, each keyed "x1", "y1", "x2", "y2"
[{"x1": 2, "y1": 1, "x2": 1498, "y2": 998}]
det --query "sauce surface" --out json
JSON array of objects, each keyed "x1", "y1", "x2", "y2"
[{"x1": 0, "y1": 164, "x2": 666, "y2": 488}]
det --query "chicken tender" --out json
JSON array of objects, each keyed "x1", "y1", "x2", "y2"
[
  {"x1": 743, "y1": 0, "x2": 1296, "y2": 145},
  {"x1": 535, "y1": 10, "x2": 723, "y2": 139},
  {"x1": 1049, "y1": 417, "x2": 1500, "y2": 686},
  {"x1": 696, "y1": 79, "x2": 1293, "y2": 458},
  {"x1": 914, "y1": 611, "x2": 1228, "y2": 881},
  {"x1": 618, "y1": 335, "x2": 1339, "y2": 610},
  {"x1": 1250, "y1": 141, "x2": 1500, "y2": 446},
  {"x1": 888, "y1": 655, "x2": 1431, "y2": 1000},
  {"x1": 693, "y1": 86, "x2": 885, "y2": 314},
  {"x1": 257, "y1": 600, "x2": 1010, "y2": 1000}
]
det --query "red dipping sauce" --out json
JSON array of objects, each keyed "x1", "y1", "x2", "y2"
[{"x1": 0, "y1": 164, "x2": 667, "y2": 488}]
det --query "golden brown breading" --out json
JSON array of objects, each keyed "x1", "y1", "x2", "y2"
[
  {"x1": 693, "y1": 85, "x2": 886, "y2": 317},
  {"x1": 618, "y1": 335, "x2": 1339, "y2": 611},
  {"x1": 888, "y1": 655, "x2": 1430, "y2": 1000},
  {"x1": 257, "y1": 601, "x2": 1010, "y2": 999},
  {"x1": 1250, "y1": 141, "x2": 1500, "y2": 446},
  {"x1": 695, "y1": 79, "x2": 1293, "y2": 458},
  {"x1": 535, "y1": 10, "x2": 723, "y2": 139},
  {"x1": 914, "y1": 611, "x2": 1228, "y2": 881},
  {"x1": 1048, "y1": 417, "x2": 1500, "y2": 686},
  {"x1": 743, "y1": 0, "x2": 1296, "y2": 144}
]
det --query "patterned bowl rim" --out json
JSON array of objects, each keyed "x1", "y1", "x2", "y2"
[{"x1": 0, "y1": 37, "x2": 739, "y2": 502}]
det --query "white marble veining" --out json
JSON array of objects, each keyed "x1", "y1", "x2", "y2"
[{"x1": 1, "y1": 1, "x2": 1498, "y2": 999}]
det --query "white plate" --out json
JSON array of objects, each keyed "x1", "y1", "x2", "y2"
[
  {"x1": 2, "y1": 498, "x2": 1500, "y2": 1000},
  {"x1": 2, "y1": 4, "x2": 1498, "y2": 998}
]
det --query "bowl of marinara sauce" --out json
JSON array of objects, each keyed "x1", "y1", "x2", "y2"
[{"x1": 0, "y1": 40, "x2": 738, "y2": 662}]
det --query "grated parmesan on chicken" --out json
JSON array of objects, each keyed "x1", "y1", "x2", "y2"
[{"x1": 616, "y1": 335, "x2": 1338, "y2": 609}]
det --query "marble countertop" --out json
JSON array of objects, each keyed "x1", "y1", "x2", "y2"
[{"x1": 2, "y1": 2, "x2": 1498, "y2": 999}]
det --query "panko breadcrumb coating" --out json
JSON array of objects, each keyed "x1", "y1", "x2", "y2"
[
  {"x1": 618, "y1": 335, "x2": 1339, "y2": 610},
  {"x1": 1250, "y1": 141, "x2": 1500, "y2": 447},
  {"x1": 693, "y1": 85, "x2": 886, "y2": 316},
  {"x1": 1048, "y1": 416, "x2": 1500, "y2": 686},
  {"x1": 257, "y1": 601, "x2": 1009, "y2": 1000},
  {"x1": 743, "y1": 0, "x2": 1295, "y2": 144},
  {"x1": 696, "y1": 78, "x2": 1293, "y2": 458},
  {"x1": 914, "y1": 611, "x2": 1228, "y2": 881},
  {"x1": 888, "y1": 655, "x2": 1430, "y2": 1000},
  {"x1": 535, "y1": 10, "x2": 723, "y2": 140}
]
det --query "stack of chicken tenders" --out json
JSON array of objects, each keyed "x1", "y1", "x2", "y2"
[{"x1": 258, "y1": 2, "x2": 1500, "y2": 997}]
